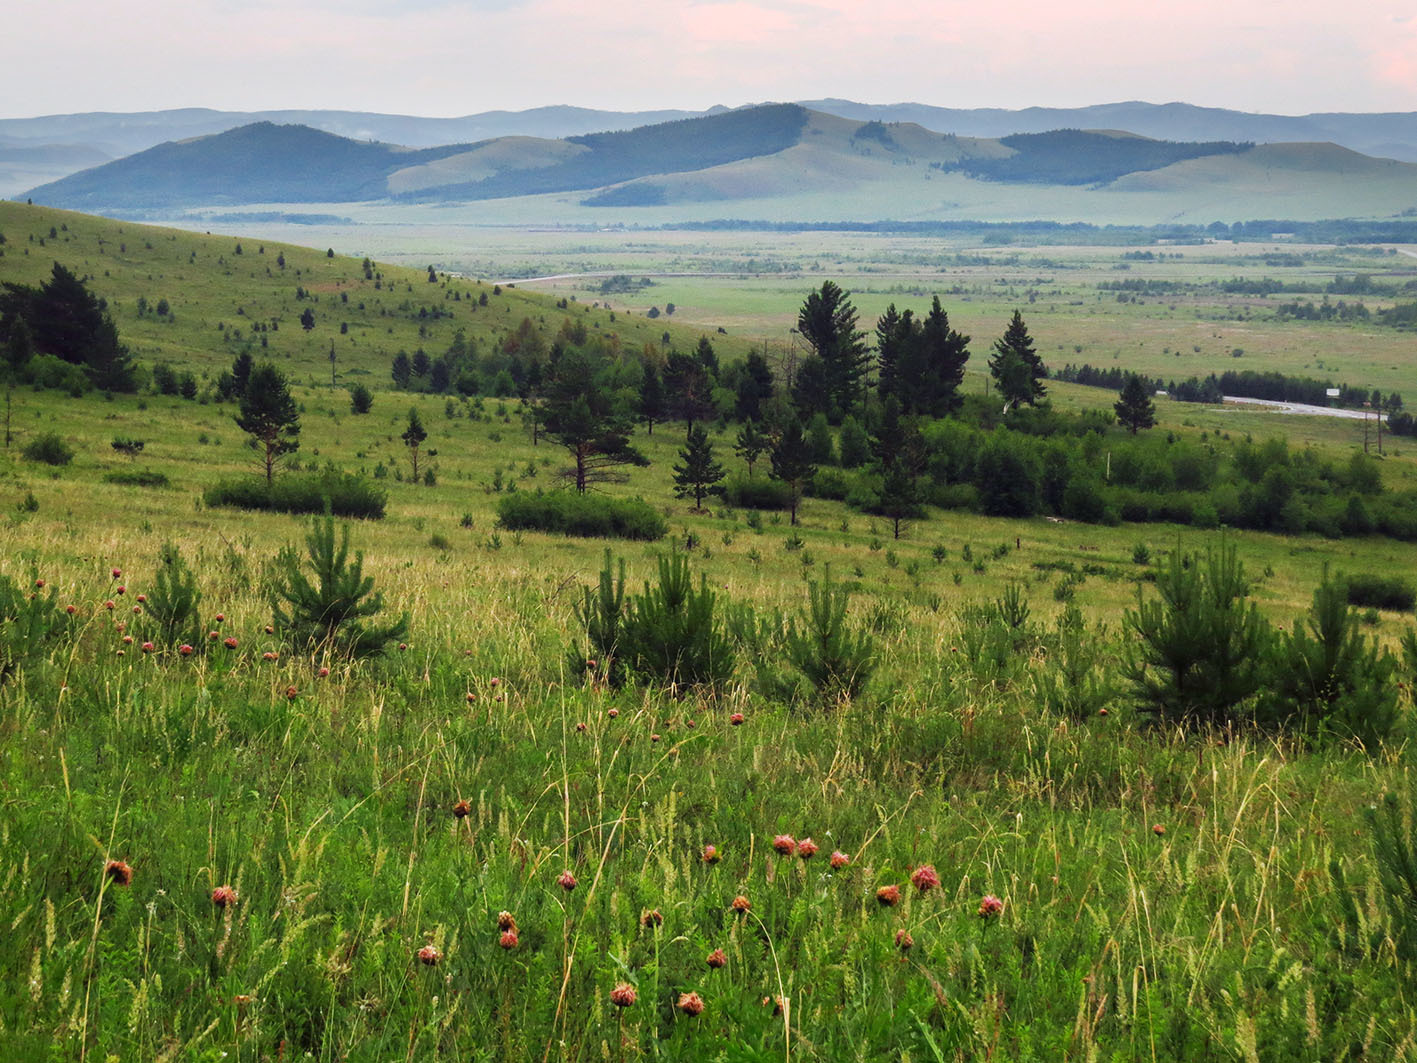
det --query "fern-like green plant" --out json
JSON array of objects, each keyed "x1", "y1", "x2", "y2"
[
  {"x1": 621, "y1": 552, "x2": 734, "y2": 692},
  {"x1": 146, "y1": 542, "x2": 203, "y2": 648},
  {"x1": 269, "y1": 511, "x2": 408, "y2": 657},
  {"x1": 784, "y1": 568, "x2": 876, "y2": 706},
  {"x1": 568, "y1": 549, "x2": 626, "y2": 686},
  {"x1": 0, "y1": 571, "x2": 71, "y2": 682},
  {"x1": 1367, "y1": 791, "x2": 1417, "y2": 966}
]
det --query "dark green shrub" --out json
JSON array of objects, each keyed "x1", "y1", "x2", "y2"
[
  {"x1": 1344, "y1": 573, "x2": 1417, "y2": 612},
  {"x1": 1366, "y1": 791, "x2": 1417, "y2": 965},
  {"x1": 568, "y1": 550, "x2": 627, "y2": 686},
  {"x1": 146, "y1": 542, "x2": 203, "y2": 648},
  {"x1": 721, "y1": 474, "x2": 792, "y2": 511},
  {"x1": 269, "y1": 512, "x2": 408, "y2": 657},
  {"x1": 496, "y1": 490, "x2": 666, "y2": 541},
  {"x1": 0, "y1": 572, "x2": 71, "y2": 680},
  {"x1": 102, "y1": 469, "x2": 169, "y2": 488},
  {"x1": 203, "y1": 471, "x2": 386, "y2": 519},
  {"x1": 1124, "y1": 540, "x2": 1272, "y2": 727},
  {"x1": 22, "y1": 432, "x2": 73, "y2": 466}
]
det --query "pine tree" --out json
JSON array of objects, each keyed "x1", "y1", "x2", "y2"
[
  {"x1": 770, "y1": 416, "x2": 816, "y2": 526},
  {"x1": 871, "y1": 397, "x2": 926, "y2": 539},
  {"x1": 797, "y1": 281, "x2": 870, "y2": 420},
  {"x1": 391, "y1": 352, "x2": 412, "y2": 389},
  {"x1": 989, "y1": 310, "x2": 1046, "y2": 410},
  {"x1": 919, "y1": 297, "x2": 971, "y2": 415},
  {"x1": 874, "y1": 304, "x2": 912, "y2": 405},
  {"x1": 541, "y1": 349, "x2": 643, "y2": 493},
  {"x1": 673, "y1": 426, "x2": 726, "y2": 511},
  {"x1": 664, "y1": 351, "x2": 714, "y2": 429},
  {"x1": 639, "y1": 361, "x2": 666, "y2": 435},
  {"x1": 734, "y1": 349, "x2": 775, "y2": 422},
  {"x1": 235, "y1": 362, "x2": 300, "y2": 485},
  {"x1": 734, "y1": 420, "x2": 768, "y2": 476},
  {"x1": 402, "y1": 407, "x2": 428, "y2": 483},
  {"x1": 1114, "y1": 373, "x2": 1157, "y2": 433}
]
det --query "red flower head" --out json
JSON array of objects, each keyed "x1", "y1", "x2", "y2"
[
  {"x1": 910, "y1": 865, "x2": 940, "y2": 893},
  {"x1": 557, "y1": 870, "x2": 577, "y2": 891},
  {"x1": 585, "y1": 658, "x2": 597, "y2": 670},
  {"x1": 978, "y1": 894, "x2": 1004, "y2": 919},
  {"x1": 496, "y1": 910, "x2": 516, "y2": 931},
  {"x1": 772, "y1": 834, "x2": 796, "y2": 856},
  {"x1": 262, "y1": 652, "x2": 277, "y2": 661},
  {"x1": 610, "y1": 982, "x2": 637, "y2": 1008},
  {"x1": 797, "y1": 838, "x2": 819, "y2": 859},
  {"x1": 499, "y1": 928, "x2": 519, "y2": 949},
  {"x1": 111, "y1": 568, "x2": 122, "y2": 579},
  {"x1": 398, "y1": 642, "x2": 408, "y2": 651},
  {"x1": 829, "y1": 850, "x2": 850, "y2": 870},
  {"x1": 208, "y1": 631, "x2": 220, "y2": 641},
  {"x1": 65, "y1": 604, "x2": 77, "y2": 615},
  {"x1": 135, "y1": 594, "x2": 146, "y2": 603},
  {"x1": 417, "y1": 944, "x2": 442, "y2": 966},
  {"x1": 105, "y1": 600, "x2": 115, "y2": 610},
  {"x1": 730, "y1": 712, "x2": 744, "y2": 726},
  {"x1": 318, "y1": 667, "x2": 330, "y2": 677},
  {"x1": 224, "y1": 637, "x2": 239, "y2": 649},
  {"x1": 285, "y1": 686, "x2": 298, "y2": 700},
  {"x1": 140, "y1": 641, "x2": 154, "y2": 653},
  {"x1": 651, "y1": 733, "x2": 661, "y2": 743},
  {"x1": 34, "y1": 579, "x2": 44, "y2": 588},
  {"x1": 265, "y1": 625, "x2": 275, "y2": 635},
  {"x1": 575, "y1": 721, "x2": 587, "y2": 732},
  {"x1": 875, "y1": 884, "x2": 900, "y2": 907},
  {"x1": 132, "y1": 606, "x2": 142, "y2": 615},
  {"x1": 1098, "y1": 708, "x2": 1109, "y2": 717},
  {"x1": 730, "y1": 894, "x2": 751, "y2": 914},
  {"x1": 211, "y1": 885, "x2": 238, "y2": 909},
  {"x1": 122, "y1": 635, "x2": 133, "y2": 645},
  {"x1": 702, "y1": 844, "x2": 720, "y2": 864},
  {"x1": 179, "y1": 644, "x2": 194, "y2": 656},
  {"x1": 607, "y1": 708, "x2": 619, "y2": 718},
  {"x1": 1152, "y1": 824, "x2": 1166, "y2": 836},
  {"x1": 677, "y1": 991, "x2": 704, "y2": 1017},
  {"x1": 706, "y1": 947, "x2": 727, "y2": 969},
  {"x1": 116, "y1": 585, "x2": 125, "y2": 595},
  {"x1": 452, "y1": 800, "x2": 471, "y2": 819},
  {"x1": 490, "y1": 677, "x2": 500, "y2": 687},
  {"x1": 641, "y1": 908, "x2": 664, "y2": 928},
  {"x1": 105, "y1": 859, "x2": 133, "y2": 886},
  {"x1": 215, "y1": 613, "x2": 225, "y2": 623},
  {"x1": 895, "y1": 928, "x2": 914, "y2": 951}
]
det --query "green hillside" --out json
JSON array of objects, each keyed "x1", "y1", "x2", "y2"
[{"x1": 0, "y1": 200, "x2": 756, "y2": 390}]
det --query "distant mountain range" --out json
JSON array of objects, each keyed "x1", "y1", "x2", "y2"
[{"x1": 15, "y1": 103, "x2": 1417, "y2": 227}]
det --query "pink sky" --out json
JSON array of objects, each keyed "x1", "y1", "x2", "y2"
[{"x1": 3, "y1": 0, "x2": 1414, "y2": 119}]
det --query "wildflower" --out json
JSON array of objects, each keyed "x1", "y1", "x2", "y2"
[
  {"x1": 318, "y1": 667, "x2": 329, "y2": 678},
  {"x1": 641, "y1": 908, "x2": 663, "y2": 928},
  {"x1": 34, "y1": 579, "x2": 44, "y2": 588},
  {"x1": 557, "y1": 870, "x2": 577, "y2": 891},
  {"x1": 224, "y1": 637, "x2": 238, "y2": 649},
  {"x1": 651, "y1": 733, "x2": 661, "y2": 742},
  {"x1": 215, "y1": 613, "x2": 225, "y2": 623},
  {"x1": 585, "y1": 658, "x2": 597, "y2": 670},
  {"x1": 702, "y1": 844, "x2": 720, "y2": 864},
  {"x1": 208, "y1": 631, "x2": 220, "y2": 641},
  {"x1": 65, "y1": 605, "x2": 77, "y2": 615},
  {"x1": 466, "y1": 692, "x2": 476, "y2": 703},
  {"x1": 610, "y1": 982, "x2": 637, "y2": 1008},
  {"x1": 111, "y1": 568, "x2": 122, "y2": 579},
  {"x1": 231, "y1": 994, "x2": 253, "y2": 1007},
  {"x1": 910, "y1": 865, "x2": 940, "y2": 893},
  {"x1": 265, "y1": 625, "x2": 275, "y2": 635},
  {"x1": 105, "y1": 860, "x2": 133, "y2": 886},
  {"x1": 1152, "y1": 824, "x2": 1166, "y2": 836},
  {"x1": 417, "y1": 945, "x2": 442, "y2": 966},
  {"x1": 398, "y1": 642, "x2": 408, "y2": 651},
  {"x1": 179, "y1": 644, "x2": 193, "y2": 656},
  {"x1": 797, "y1": 838, "x2": 819, "y2": 859},
  {"x1": 499, "y1": 929, "x2": 519, "y2": 949},
  {"x1": 730, "y1": 894, "x2": 751, "y2": 913},
  {"x1": 875, "y1": 884, "x2": 900, "y2": 907},
  {"x1": 452, "y1": 800, "x2": 471, "y2": 819},
  {"x1": 730, "y1": 712, "x2": 744, "y2": 726},
  {"x1": 677, "y1": 991, "x2": 704, "y2": 1017},
  {"x1": 116, "y1": 585, "x2": 125, "y2": 595},
  {"x1": 608, "y1": 708, "x2": 619, "y2": 718},
  {"x1": 132, "y1": 606, "x2": 142, "y2": 615},
  {"x1": 762, "y1": 995, "x2": 784, "y2": 1016},
  {"x1": 122, "y1": 635, "x2": 133, "y2": 645},
  {"x1": 575, "y1": 721, "x2": 587, "y2": 732},
  {"x1": 772, "y1": 834, "x2": 796, "y2": 856},
  {"x1": 496, "y1": 910, "x2": 516, "y2": 931},
  {"x1": 978, "y1": 894, "x2": 1004, "y2": 919},
  {"x1": 490, "y1": 677, "x2": 500, "y2": 687},
  {"x1": 211, "y1": 885, "x2": 238, "y2": 909},
  {"x1": 105, "y1": 600, "x2": 115, "y2": 610},
  {"x1": 829, "y1": 851, "x2": 850, "y2": 870},
  {"x1": 136, "y1": 594, "x2": 146, "y2": 603},
  {"x1": 140, "y1": 642, "x2": 154, "y2": 654},
  {"x1": 895, "y1": 929, "x2": 914, "y2": 951},
  {"x1": 263, "y1": 652, "x2": 278, "y2": 661},
  {"x1": 706, "y1": 947, "x2": 727, "y2": 969},
  {"x1": 285, "y1": 686, "x2": 298, "y2": 700}
]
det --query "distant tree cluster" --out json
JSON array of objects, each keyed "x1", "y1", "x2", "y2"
[{"x1": 0, "y1": 263, "x2": 136, "y2": 391}]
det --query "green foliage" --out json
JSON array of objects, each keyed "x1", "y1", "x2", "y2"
[
  {"x1": 348, "y1": 383, "x2": 373, "y2": 414},
  {"x1": 722, "y1": 473, "x2": 792, "y2": 510},
  {"x1": 672, "y1": 425, "x2": 726, "y2": 510},
  {"x1": 146, "y1": 542, "x2": 203, "y2": 648},
  {"x1": 269, "y1": 511, "x2": 408, "y2": 657},
  {"x1": 22, "y1": 431, "x2": 74, "y2": 466},
  {"x1": 1262, "y1": 568, "x2": 1400, "y2": 748},
  {"x1": 568, "y1": 550, "x2": 627, "y2": 686},
  {"x1": 1344, "y1": 573, "x2": 1416, "y2": 612},
  {"x1": 837, "y1": 414, "x2": 870, "y2": 468},
  {"x1": 1124, "y1": 541, "x2": 1272, "y2": 727},
  {"x1": 495, "y1": 490, "x2": 666, "y2": 540},
  {"x1": 1114, "y1": 373, "x2": 1157, "y2": 434},
  {"x1": 234, "y1": 362, "x2": 299, "y2": 485},
  {"x1": 784, "y1": 568, "x2": 876, "y2": 705},
  {"x1": 0, "y1": 570, "x2": 69, "y2": 680},
  {"x1": 620, "y1": 552, "x2": 735, "y2": 690},
  {"x1": 1366, "y1": 791, "x2": 1417, "y2": 966},
  {"x1": 203, "y1": 470, "x2": 386, "y2": 519}
]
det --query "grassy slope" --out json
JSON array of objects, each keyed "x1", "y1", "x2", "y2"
[{"x1": 4, "y1": 206, "x2": 1417, "y2": 1057}]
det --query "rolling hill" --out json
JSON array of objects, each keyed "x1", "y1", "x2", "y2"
[{"x1": 17, "y1": 104, "x2": 1417, "y2": 226}]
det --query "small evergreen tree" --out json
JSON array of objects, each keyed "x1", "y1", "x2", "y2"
[
  {"x1": 673, "y1": 426, "x2": 726, "y2": 510},
  {"x1": 784, "y1": 568, "x2": 876, "y2": 706},
  {"x1": 1114, "y1": 373, "x2": 1157, "y2": 433},
  {"x1": 989, "y1": 310, "x2": 1046, "y2": 410},
  {"x1": 269, "y1": 511, "x2": 408, "y2": 657},
  {"x1": 770, "y1": 416, "x2": 816, "y2": 526},
  {"x1": 300, "y1": 307, "x2": 316, "y2": 331},
  {"x1": 734, "y1": 350, "x2": 776, "y2": 422},
  {"x1": 402, "y1": 407, "x2": 428, "y2": 483},
  {"x1": 806, "y1": 412, "x2": 835, "y2": 464},
  {"x1": 837, "y1": 414, "x2": 870, "y2": 469},
  {"x1": 234, "y1": 362, "x2": 300, "y2": 485},
  {"x1": 639, "y1": 361, "x2": 666, "y2": 435},
  {"x1": 146, "y1": 542, "x2": 203, "y2": 648},
  {"x1": 348, "y1": 383, "x2": 373, "y2": 414},
  {"x1": 391, "y1": 352, "x2": 412, "y2": 389},
  {"x1": 734, "y1": 420, "x2": 767, "y2": 476}
]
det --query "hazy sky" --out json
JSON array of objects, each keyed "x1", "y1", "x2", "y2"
[{"x1": 5, "y1": 0, "x2": 1415, "y2": 119}]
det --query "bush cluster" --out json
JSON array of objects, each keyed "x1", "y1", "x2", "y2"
[
  {"x1": 203, "y1": 471, "x2": 386, "y2": 519},
  {"x1": 495, "y1": 490, "x2": 666, "y2": 541}
]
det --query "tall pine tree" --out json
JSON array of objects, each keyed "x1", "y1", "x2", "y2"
[
  {"x1": 235, "y1": 363, "x2": 300, "y2": 485},
  {"x1": 673, "y1": 426, "x2": 726, "y2": 510},
  {"x1": 770, "y1": 415, "x2": 817, "y2": 526},
  {"x1": 797, "y1": 281, "x2": 870, "y2": 421},
  {"x1": 989, "y1": 310, "x2": 1046, "y2": 410},
  {"x1": 1114, "y1": 373, "x2": 1157, "y2": 434}
]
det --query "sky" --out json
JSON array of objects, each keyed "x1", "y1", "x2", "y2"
[{"x1": 4, "y1": 0, "x2": 1416, "y2": 119}]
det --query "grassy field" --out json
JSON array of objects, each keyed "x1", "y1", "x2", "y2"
[{"x1": 6, "y1": 204, "x2": 1417, "y2": 1059}]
